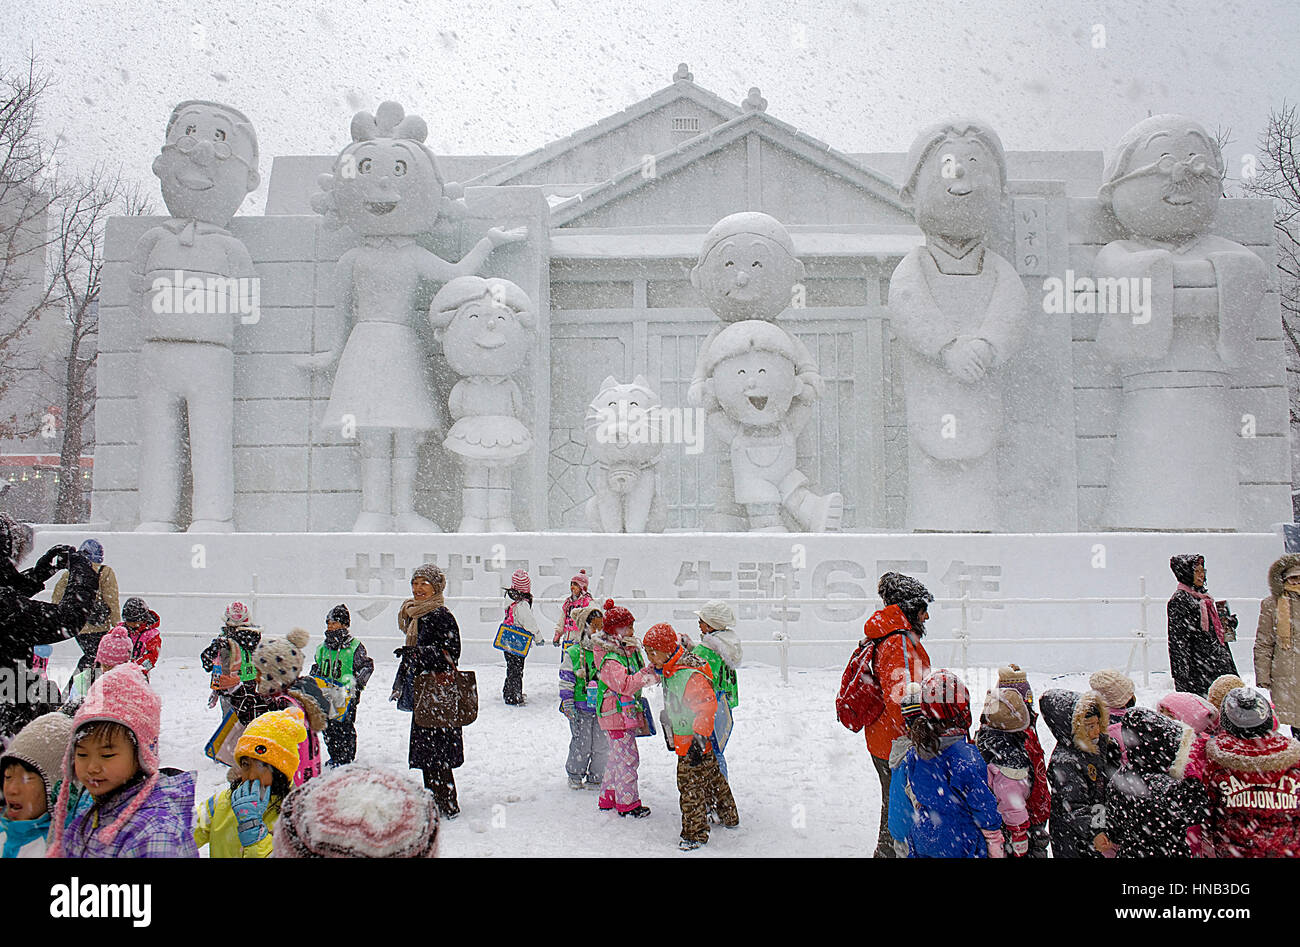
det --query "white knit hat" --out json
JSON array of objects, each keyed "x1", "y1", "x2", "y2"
[{"x1": 695, "y1": 600, "x2": 736, "y2": 631}]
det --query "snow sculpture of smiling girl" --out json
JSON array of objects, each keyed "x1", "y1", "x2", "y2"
[
  {"x1": 701, "y1": 320, "x2": 842, "y2": 532},
  {"x1": 429, "y1": 277, "x2": 535, "y2": 532},
  {"x1": 305, "y1": 102, "x2": 523, "y2": 532}
]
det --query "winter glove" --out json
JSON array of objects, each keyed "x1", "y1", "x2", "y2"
[
  {"x1": 560, "y1": 698, "x2": 576, "y2": 716},
  {"x1": 685, "y1": 736, "x2": 707, "y2": 767},
  {"x1": 981, "y1": 827, "x2": 1006, "y2": 859},
  {"x1": 231, "y1": 780, "x2": 272, "y2": 848},
  {"x1": 32, "y1": 545, "x2": 75, "y2": 582},
  {"x1": 1008, "y1": 821, "x2": 1029, "y2": 857}
]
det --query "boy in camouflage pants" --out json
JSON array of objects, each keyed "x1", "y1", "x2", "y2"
[{"x1": 643, "y1": 623, "x2": 739, "y2": 850}]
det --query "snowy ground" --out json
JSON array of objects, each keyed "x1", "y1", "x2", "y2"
[{"x1": 142, "y1": 653, "x2": 1207, "y2": 857}]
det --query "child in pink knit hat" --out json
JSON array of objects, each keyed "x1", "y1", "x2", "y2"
[
  {"x1": 64, "y1": 626, "x2": 134, "y2": 711},
  {"x1": 47, "y1": 664, "x2": 198, "y2": 857},
  {"x1": 1158, "y1": 690, "x2": 1219, "y2": 857}
]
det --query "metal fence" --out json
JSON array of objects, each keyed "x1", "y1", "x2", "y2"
[{"x1": 145, "y1": 574, "x2": 1253, "y2": 686}]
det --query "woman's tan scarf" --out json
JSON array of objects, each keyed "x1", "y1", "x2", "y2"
[
  {"x1": 1276, "y1": 580, "x2": 1300, "y2": 650},
  {"x1": 398, "y1": 594, "x2": 445, "y2": 647}
]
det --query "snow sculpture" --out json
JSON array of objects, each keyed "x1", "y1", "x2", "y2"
[
  {"x1": 700, "y1": 321, "x2": 843, "y2": 532},
  {"x1": 890, "y1": 119, "x2": 1027, "y2": 531},
  {"x1": 429, "y1": 276, "x2": 535, "y2": 533},
  {"x1": 1095, "y1": 115, "x2": 1266, "y2": 529},
  {"x1": 687, "y1": 212, "x2": 825, "y2": 529},
  {"x1": 304, "y1": 101, "x2": 524, "y2": 532},
  {"x1": 583, "y1": 375, "x2": 666, "y2": 533},
  {"x1": 132, "y1": 101, "x2": 260, "y2": 532}
]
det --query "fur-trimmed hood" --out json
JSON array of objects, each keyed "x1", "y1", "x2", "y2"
[
  {"x1": 1267, "y1": 554, "x2": 1300, "y2": 599},
  {"x1": 1041, "y1": 688, "x2": 1110, "y2": 755},
  {"x1": 1206, "y1": 731, "x2": 1300, "y2": 774},
  {"x1": 1122, "y1": 706, "x2": 1195, "y2": 778},
  {"x1": 699, "y1": 629, "x2": 742, "y2": 668}
]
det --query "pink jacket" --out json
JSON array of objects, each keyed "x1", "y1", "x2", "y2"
[
  {"x1": 986, "y1": 765, "x2": 1031, "y2": 828},
  {"x1": 590, "y1": 631, "x2": 658, "y2": 734}
]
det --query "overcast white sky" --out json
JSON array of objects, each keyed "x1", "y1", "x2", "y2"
[{"x1": 6, "y1": 0, "x2": 1299, "y2": 213}]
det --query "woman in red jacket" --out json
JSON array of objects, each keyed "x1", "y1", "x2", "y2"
[{"x1": 863, "y1": 572, "x2": 932, "y2": 858}]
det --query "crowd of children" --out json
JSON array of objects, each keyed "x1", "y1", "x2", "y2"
[{"x1": 6, "y1": 517, "x2": 1300, "y2": 858}]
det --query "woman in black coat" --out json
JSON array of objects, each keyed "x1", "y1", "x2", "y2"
[
  {"x1": 0, "y1": 515, "x2": 97, "y2": 741},
  {"x1": 1167, "y1": 554, "x2": 1238, "y2": 697},
  {"x1": 1106, "y1": 707, "x2": 1208, "y2": 858},
  {"x1": 392, "y1": 563, "x2": 463, "y2": 818}
]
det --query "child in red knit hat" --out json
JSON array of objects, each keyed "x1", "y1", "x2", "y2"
[
  {"x1": 644, "y1": 621, "x2": 739, "y2": 850},
  {"x1": 47, "y1": 664, "x2": 198, "y2": 858},
  {"x1": 589, "y1": 599, "x2": 659, "y2": 817}
]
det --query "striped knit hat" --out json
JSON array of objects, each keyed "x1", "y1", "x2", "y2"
[
  {"x1": 47, "y1": 664, "x2": 161, "y2": 855},
  {"x1": 508, "y1": 569, "x2": 531, "y2": 595},
  {"x1": 272, "y1": 765, "x2": 439, "y2": 857}
]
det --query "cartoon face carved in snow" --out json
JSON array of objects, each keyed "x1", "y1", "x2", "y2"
[
  {"x1": 705, "y1": 321, "x2": 799, "y2": 428},
  {"x1": 152, "y1": 100, "x2": 260, "y2": 226},
  {"x1": 313, "y1": 101, "x2": 446, "y2": 237},
  {"x1": 584, "y1": 375, "x2": 664, "y2": 468},
  {"x1": 430, "y1": 276, "x2": 535, "y2": 377}
]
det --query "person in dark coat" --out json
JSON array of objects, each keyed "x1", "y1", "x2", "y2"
[
  {"x1": 1106, "y1": 706, "x2": 1209, "y2": 858},
  {"x1": 0, "y1": 514, "x2": 97, "y2": 744},
  {"x1": 1168, "y1": 553, "x2": 1238, "y2": 697},
  {"x1": 1041, "y1": 688, "x2": 1118, "y2": 858},
  {"x1": 392, "y1": 563, "x2": 463, "y2": 818}
]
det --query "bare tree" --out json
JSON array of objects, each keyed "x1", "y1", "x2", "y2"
[
  {"x1": 1241, "y1": 103, "x2": 1300, "y2": 426},
  {"x1": 1, "y1": 54, "x2": 153, "y2": 520},
  {"x1": 0, "y1": 55, "x2": 63, "y2": 438},
  {"x1": 45, "y1": 171, "x2": 152, "y2": 521}
]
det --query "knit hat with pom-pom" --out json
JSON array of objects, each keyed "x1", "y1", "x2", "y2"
[
  {"x1": 272, "y1": 765, "x2": 440, "y2": 858},
  {"x1": 95, "y1": 625, "x2": 134, "y2": 669},
  {"x1": 570, "y1": 570, "x2": 589, "y2": 592},
  {"x1": 1089, "y1": 669, "x2": 1135, "y2": 711},
  {"x1": 253, "y1": 628, "x2": 311, "y2": 695},
  {"x1": 602, "y1": 599, "x2": 635, "y2": 634}
]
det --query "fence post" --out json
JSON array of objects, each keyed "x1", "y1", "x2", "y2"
[
  {"x1": 778, "y1": 586, "x2": 790, "y2": 686},
  {"x1": 959, "y1": 590, "x2": 970, "y2": 672},
  {"x1": 1139, "y1": 575, "x2": 1150, "y2": 688},
  {"x1": 249, "y1": 573, "x2": 259, "y2": 623}
]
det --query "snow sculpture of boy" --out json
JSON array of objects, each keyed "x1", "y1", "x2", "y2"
[
  {"x1": 429, "y1": 276, "x2": 535, "y2": 532},
  {"x1": 700, "y1": 320, "x2": 842, "y2": 532},
  {"x1": 890, "y1": 119, "x2": 1027, "y2": 531},
  {"x1": 1094, "y1": 114, "x2": 1266, "y2": 529},
  {"x1": 687, "y1": 212, "x2": 824, "y2": 529},
  {"x1": 304, "y1": 102, "x2": 524, "y2": 531},
  {"x1": 131, "y1": 100, "x2": 260, "y2": 532}
]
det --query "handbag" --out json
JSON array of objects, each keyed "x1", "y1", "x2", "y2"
[
  {"x1": 413, "y1": 650, "x2": 478, "y2": 728},
  {"x1": 713, "y1": 692, "x2": 734, "y2": 752},
  {"x1": 493, "y1": 603, "x2": 534, "y2": 658},
  {"x1": 1216, "y1": 600, "x2": 1238, "y2": 642},
  {"x1": 632, "y1": 696, "x2": 657, "y2": 739}
]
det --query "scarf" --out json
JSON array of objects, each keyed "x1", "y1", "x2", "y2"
[
  {"x1": 0, "y1": 811, "x2": 50, "y2": 857},
  {"x1": 398, "y1": 595, "x2": 445, "y2": 648},
  {"x1": 1177, "y1": 583, "x2": 1225, "y2": 645},
  {"x1": 1275, "y1": 580, "x2": 1300, "y2": 651}
]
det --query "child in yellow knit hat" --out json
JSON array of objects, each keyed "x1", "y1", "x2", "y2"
[{"x1": 194, "y1": 708, "x2": 307, "y2": 858}]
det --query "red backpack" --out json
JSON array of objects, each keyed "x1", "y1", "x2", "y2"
[{"x1": 836, "y1": 629, "x2": 907, "y2": 732}]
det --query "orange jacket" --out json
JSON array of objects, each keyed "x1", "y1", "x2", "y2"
[
  {"x1": 861, "y1": 605, "x2": 930, "y2": 759},
  {"x1": 663, "y1": 648, "x2": 717, "y2": 755}
]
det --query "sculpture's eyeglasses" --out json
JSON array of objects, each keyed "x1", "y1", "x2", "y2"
[
  {"x1": 1114, "y1": 153, "x2": 1216, "y2": 185},
  {"x1": 165, "y1": 134, "x2": 254, "y2": 170}
]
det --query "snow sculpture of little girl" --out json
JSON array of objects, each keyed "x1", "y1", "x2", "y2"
[
  {"x1": 429, "y1": 276, "x2": 535, "y2": 532},
  {"x1": 305, "y1": 101, "x2": 524, "y2": 531},
  {"x1": 700, "y1": 320, "x2": 843, "y2": 532}
]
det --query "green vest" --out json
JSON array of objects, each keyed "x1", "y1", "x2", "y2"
[
  {"x1": 594, "y1": 649, "x2": 644, "y2": 720},
  {"x1": 693, "y1": 644, "x2": 739, "y2": 709},
  {"x1": 570, "y1": 643, "x2": 597, "y2": 700},
  {"x1": 237, "y1": 645, "x2": 257, "y2": 682},
  {"x1": 315, "y1": 639, "x2": 359, "y2": 687},
  {"x1": 663, "y1": 663, "x2": 710, "y2": 737}
]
